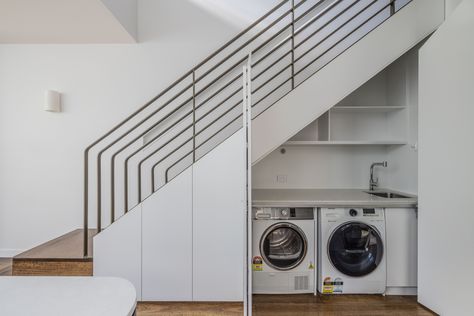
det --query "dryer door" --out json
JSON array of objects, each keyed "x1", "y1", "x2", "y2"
[
  {"x1": 328, "y1": 222, "x2": 383, "y2": 277},
  {"x1": 260, "y1": 222, "x2": 307, "y2": 271}
]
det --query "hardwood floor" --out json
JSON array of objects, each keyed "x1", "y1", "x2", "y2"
[
  {"x1": 12, "y1": 229, "x2": 95, "y2": 276},
  {"x1": 0, "y1": 258, "x2": 12, "y2": 276},
  {"x1": 137, "y1": 295, "x2": 434, "y2": 316},
  {"x1": 1, "y1": 258, "x2": 434, "y2": 315}
]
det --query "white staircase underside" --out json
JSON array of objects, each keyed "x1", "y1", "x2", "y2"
[{"x1": 251, "y1": 0, "x2": 444, "y2": 164}]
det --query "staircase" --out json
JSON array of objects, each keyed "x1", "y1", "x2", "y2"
[{"x1": 18, "y1": 0, "x2": 443, "y2": 302}]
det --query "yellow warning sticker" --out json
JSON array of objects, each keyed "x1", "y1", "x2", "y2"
[
  {"x1": 252, "y1": 256, "x2": 263, "y2": 271},
  {"x1": 309, "y1": 262, "x2": 315, "y2": 270},
  {"x1": 322, "y1": 277, "x2": 334, "y2": 294}
]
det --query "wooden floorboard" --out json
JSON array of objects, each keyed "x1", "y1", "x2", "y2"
[
  {"x1": 0, "y1": 258, "x2": 12, "y2": 276},
  {"x1": 12, "y1": 229, "x2": 95, "y2": 276},
  {"x1": 14, "y1": 229, "x2": 96, "y2": 260},
  {"x1": 137, "y1": 295, "x2": 434, "y2": 316}
]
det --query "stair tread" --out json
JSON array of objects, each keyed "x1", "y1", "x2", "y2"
[{"x1": 14, "y1": 229, "x2": 96, "y2": 261}]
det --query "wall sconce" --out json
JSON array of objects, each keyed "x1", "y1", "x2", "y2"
[{"x1": 44, "y1": 90, "x2": 61, "y2": 112}]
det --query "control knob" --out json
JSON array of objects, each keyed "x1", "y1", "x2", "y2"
[
  {"x1": 281, "y1": 209, "x2": 289, "y2": 217},
  {"x1": 349, "y1": 209, "x2": 358, "y2": 217}
]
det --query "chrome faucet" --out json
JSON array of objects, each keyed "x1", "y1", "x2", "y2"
[{"x1": 369, "y1": 161, "x2": 388, "y2": 191}]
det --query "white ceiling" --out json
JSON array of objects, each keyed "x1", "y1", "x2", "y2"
[{"x1": 0, "y1": 0, "x2": 136, "y2": 43}]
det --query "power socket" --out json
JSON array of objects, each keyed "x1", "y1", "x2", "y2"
[{"x1": 276, "y1": 175, "x2": 288, "y2": 183}]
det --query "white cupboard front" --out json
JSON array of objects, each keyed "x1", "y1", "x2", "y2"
[{"x1": 385, "y1": 208, "x2": 417, "y2": 294}]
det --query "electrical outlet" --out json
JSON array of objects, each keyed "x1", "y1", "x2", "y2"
[{"x1": 276, "y1": 175, "x2": 288, "y2": 183}]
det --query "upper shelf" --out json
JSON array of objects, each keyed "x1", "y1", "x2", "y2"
[
  {"x1": 331, "y1": 105, "x2": 406, "y2": 112},
  {"x1": 284, "y1": 140, "x2": 408, "y2": 146}
]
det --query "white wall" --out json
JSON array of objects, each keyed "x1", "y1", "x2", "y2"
[
  {"x1": 0, "y1": 0, "x2": 258, "y2": 255},
  {"x1": 418, "y1": 0, "x2": 474, "y2": 314}
]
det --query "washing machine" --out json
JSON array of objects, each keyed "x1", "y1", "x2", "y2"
[
  {"x1": 318, "y1": 207, "x2": 386, "y2": 294},
  {"x1": 252, "y1": 207, "x2": 315, "y2": 294}
]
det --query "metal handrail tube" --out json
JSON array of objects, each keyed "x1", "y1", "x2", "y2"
[
  {"x1": 295, "y1": 0, "x2": 387, "y2": 76},
  {"x1": 150, "y1": 136, "x2": 194, "y2": 191},
  {"x1": 82, "y1": 0, "x2": 292, "y2": 256},
  {"x1": 194, "y1": 7, "x2": 294, "y2": 85},
  {"x1": 251, "y1": 0, "x2": 341, "y2": 67},
  {"x1": 252, "y1": 63, "x2": 293, "y2": 94},
  {"x1": 294, "y1": 0, "x2": 377, "y2": 64},
  {"x1": 125, "y1": 108, "x2": 193, "y2": 208},
  {"x1": 253, "y1": 77, "x2": 293, "y2": 108},
  {"x1": 108, "y1": 96, "x2": 194, "y2": 215},
  {"x1": 293, "y1": 0, "x2": 359, "y2": 52},
  {"x1": 252, "y1": 48, "x2": 292, "y2": 82},
  {"x1": 153, "y1": 98, "x2": 242, "y2": 187},
  {"x1": 164, "y1": 113, "x2": 242, "y2": 183}
]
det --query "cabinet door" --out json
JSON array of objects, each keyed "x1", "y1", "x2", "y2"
[
  {"x1": 142, "y1": 168, "x2": 193, "y2": 301},
  {"x1": 193, "y1": 129, "x2": 245, "y2": 301},
  {"x1": 386, "y1": 208, "x2": 417, "y2": 287}
]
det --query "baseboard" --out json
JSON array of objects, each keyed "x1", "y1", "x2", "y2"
[
  {"x1": 385, "y1": 287, "x2": 417, "y2": 296},
  {"x1": 0, "y1": 249, "x2": 24, "y2": 257}
]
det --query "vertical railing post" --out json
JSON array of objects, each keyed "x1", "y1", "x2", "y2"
[
  {"x1": 291, "y1": 0, "x2": 295, "y2": 90},
  {"x1": 192, "y1": 70, "x2": 196, "y2": 163},
  {"x1": 83, "y1": 151, "x2": 89, "y2": 257},
  {"x1": 390, "y1": 0, "x2": 396, "y2": 16},
  {"x1": 97, "y1": 156, "x2": 101, "y2": 233}
]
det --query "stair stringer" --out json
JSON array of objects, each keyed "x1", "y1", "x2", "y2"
[{"x1": 252, "y1": 0, "x2": 445, "y2": 164}]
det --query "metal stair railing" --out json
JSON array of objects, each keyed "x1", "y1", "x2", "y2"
[{"x1": 83, "y1": 0, "x2": 412, "y2": 256}]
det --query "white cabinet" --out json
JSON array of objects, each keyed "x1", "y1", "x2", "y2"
[
  {"x1": 192, "y1": 130, "x2": 245, "y2": 301},
  {"x1": 142, "y1": 168, "x2": 193, "y2": 301},
  {"x1": 385, "y1": 208, "x2": 417, "y2": 294}
]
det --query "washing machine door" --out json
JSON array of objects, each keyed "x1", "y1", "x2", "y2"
[
  {"x1": 328, "y1": 222, "x2": 383, "y2": 277},
  {"x1": 260, "y1": 222, "x2": 307, "y2": 271}
]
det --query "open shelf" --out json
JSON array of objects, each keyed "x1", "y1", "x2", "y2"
[
  {"x1": 331, "y1": 105, "x2": 406, "y2": 112},
  {"x1": 284, "y1": 140, "x2": 408, "y2": 146}
]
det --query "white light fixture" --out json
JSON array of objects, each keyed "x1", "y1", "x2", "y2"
[{"x1": 44, "y1": 90, "x2": 61, "y2": 112}]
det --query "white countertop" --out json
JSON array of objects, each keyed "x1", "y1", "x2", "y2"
[
  {"x1": 0, "y1": 277, "x2": 136, "y2": 316},
  {"x1": 252, "y1": 188, "x2": 417, "y2": 208}
]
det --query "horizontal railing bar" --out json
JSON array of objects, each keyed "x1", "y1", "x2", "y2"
[
  {"x1": 294, "y1": 0, "x2": 360, "y2": 52},
  {"x1": 194, "y1": 7, "x2": 294, "y2": 85},
  {"x1": 195, "y1": 73, "x2": 241, "y2": 110},
  {"x1": 192, "y1": 0, "x2": 291, "y2": 73},
  {"x1": 253, "y1": 0, "x2": 409, "y2": 121},
  {"x1": 251, "y1": 0, "x2": 340, "y2": 67},
  {"x1": 164, "y1": 113, "x2": 242, "y2": 183},
  {"x1": 294, "y1": 0, "x2": 376, "y2": 65},
  {"x1": 295, "y1": 0, "x2": 384, "y2": 76},
  {"x1": 252, "y1": 63, "x2": 292, "y2": 94},
  {"x1": 195, "y1": 99, "x2": 242, "y2": 138},
  {"x1": 293, "y1": 0, "x2": 328, "y2": 24},
  {"x1": 196, "y1": 87, "x2": 242, "y2": 124},
  {"x1": 252, "y1": 49, "x2": 292, "y2": 82},
  {"x1": 150, "y1": 136, "x2": 194, "y2": 191},
  {"x1": 292, "y1": 0, "x2": 343, "y2": 40},
  {"x1": 253, "y1": 77, "x2": 292, "y2": 108}
]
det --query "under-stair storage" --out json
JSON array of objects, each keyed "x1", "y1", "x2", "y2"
[{"x1": 285, "y1": 59, "x2": 410, "y2": 146}]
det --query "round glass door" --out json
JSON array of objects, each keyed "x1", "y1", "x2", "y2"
[
  {"x1": 260, "y1": 223, "x2": 307, "y2": 271},
  {"x1": 328, "y1": 222, "x2": 383, "y2": 277}
]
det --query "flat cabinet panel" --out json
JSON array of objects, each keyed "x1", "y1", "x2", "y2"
[
  {"x1": 386, "y1": 208, "x2": 417, "y2": 287},
  {"x1": 93, "y1": 205, "x2": 142, "y2": 300},
  {"x1": 193, "y1": 129, "x2": 245, "y2": 301},
  {"x1": 142, "y1": 168, "x2": 193, "y2": 301}
]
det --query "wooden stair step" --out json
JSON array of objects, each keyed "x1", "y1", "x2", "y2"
[{"x1": 12, "y1": 229, "x2": 96, "y2": 276}]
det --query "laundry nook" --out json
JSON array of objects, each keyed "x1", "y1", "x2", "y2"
[{"x1": 1, "y1": 0, "x2": 473, "y2": 316}]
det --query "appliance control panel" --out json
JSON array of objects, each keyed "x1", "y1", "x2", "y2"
[{"x1": 253, "y1": 207, "x2": 314, "y2": 220}]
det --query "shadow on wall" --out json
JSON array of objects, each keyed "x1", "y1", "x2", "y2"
[{"x1": 139, "y1": 0, "x2": 243, "y2": 44}]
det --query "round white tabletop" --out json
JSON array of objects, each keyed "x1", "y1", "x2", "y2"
[{"x1": 0, "y1": 276, "x2": 137, "y2": 316}]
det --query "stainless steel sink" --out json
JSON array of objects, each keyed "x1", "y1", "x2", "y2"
[{"x1": 366, "y1": 191, "x2": 411, "y2": 199}]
